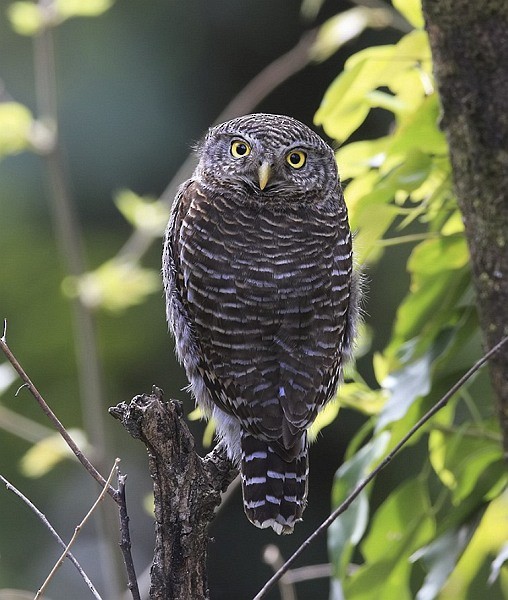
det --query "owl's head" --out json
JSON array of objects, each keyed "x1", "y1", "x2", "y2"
[{"x1": 195, "y1": 113, "x2": 338, "y2": 204}]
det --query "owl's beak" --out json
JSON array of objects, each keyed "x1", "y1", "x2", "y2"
[{"x1": 258, "y1": 162, "x2": 272, "y2": 190}]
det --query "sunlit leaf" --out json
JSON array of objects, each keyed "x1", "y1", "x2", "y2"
[
  {"x1": 339, "y1": 382, "x2": 387, "y2": 416},
  {"x1": 0, "y1": 102, "x2": 33, "y2": 156},
  {"x1": 115, "y1": 189, "x2": 169, "y2": 237},
  {"x1": 315, "y1": 45, "x2": 399, "y2": 142},
  {"x1": 429, "y1": 422, "x2": 504, "y2": 503},
  {"x1": 7, "y1": 2, "x2": 44, "y2": 35},
  {"x1": 311, "y1": 7, "x2": 386, "y2": 63},
  {"x1": 389, "y1": 95, "x2": 447, "y2": 157},
  {"x1": 376, "y1": 350, "x2": 431, "y2": 431},
  {"x1": 309, "y1": 399, "x2": 340, "y2": 440},
  {"x1": 20, "y1": 429, "x2": 88, "y2": 477},
  {"x1": 336, "y1": 137, "x2": 388, "y2": 179},
  {"x1": 392, "y1": 0, "x2": 424, "y2": 29},
  {"x1": 62, "y1": 259, "x2": 160, "y2": 312}
]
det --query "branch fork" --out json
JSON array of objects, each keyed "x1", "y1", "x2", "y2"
[{"x1": 110, "y1": 387, "x2": 238, "y2": 600}]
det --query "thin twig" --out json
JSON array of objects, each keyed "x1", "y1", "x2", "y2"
[
  {"x1": 253, "y1": 335, "x2": 508, "y2": 599},
  {"x1": 117, "y1": 471, "x2": 141, "y2": 600},
  {"x1": 0, "y1": 473, "x2": 102, "y2": 600},
  {"x1": 35, "y1": 458, "x2": 120, "y2": 599},
  {"x1": 283, "y1": 563, "x2": 332, "y2": 584},
  {"x1": 0, "y1": 320, "x2": 118, "y2": 501}
]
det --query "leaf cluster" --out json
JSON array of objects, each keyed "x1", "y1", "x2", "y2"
[{"x1": 312, "y1": 1, "x2": 508, "y2": 598}]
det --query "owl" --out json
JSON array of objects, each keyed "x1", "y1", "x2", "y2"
[{"x1": 163, "y1": 113, "x2": 360, "y2": 534}]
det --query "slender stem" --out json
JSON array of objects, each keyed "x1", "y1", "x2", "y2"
[
  {"x1": 0, "y1": 473, "x2": 102, "y2": 599},
  {"x1": 35, "y1": 459, "x2": 119, "y2": 599},
  {"x1": 253, "y1": 335, "x2": 508, "y2": 599}
]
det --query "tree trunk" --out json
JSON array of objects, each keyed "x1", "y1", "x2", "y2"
[
  {"x1": 422, "y1": 0, "x2": 508, "y2": 459},
  {"x1": 110, "y1": 388, "x2": 238, "y2": 599}
]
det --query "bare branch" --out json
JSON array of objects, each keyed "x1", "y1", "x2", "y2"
[
  {"x1": 253, "y1": 335, "x2": 508, "y2": 599},
  {"x1": 0, "y1": 325, "x2": 118, "y2": 501},
  {"x1": 35, "y1": 458, "x2": 119, "y2": 599},
  {"x1": 0, "y1": 473, "x2": 102, "y2": 600}
]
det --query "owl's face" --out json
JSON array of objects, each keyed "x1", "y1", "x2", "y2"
[{"x1": 196, "y1": 113, "x2": 338, "y2": 203}]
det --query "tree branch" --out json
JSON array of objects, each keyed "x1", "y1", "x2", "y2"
[
  {"x1": 0, "y1": 473, "x2": 102, "y2": 600},
  {"x1": 109, "y1": 387, "x2": 238, "y2": 600},
  {"x1": 0, "y1": 321, "x2": 140, "y2": 599},
  {"x1": 0, "y1": 321, "x2": 116, "y2": 499}
]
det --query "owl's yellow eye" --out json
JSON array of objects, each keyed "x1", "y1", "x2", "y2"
[
  {"x1": 231, "y1": 140, "x2": 251, "y2": 158},
  {"x1": 286, "y1": 150, "x2": 307, "y2": 169}
]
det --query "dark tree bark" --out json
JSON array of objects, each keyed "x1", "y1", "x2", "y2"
[
  {"x1": 422, "y1": 0, "x2": 508, "y2": 459},
  {"x1": 110, "y1": 388, "x2": 238, "y2": 600}
]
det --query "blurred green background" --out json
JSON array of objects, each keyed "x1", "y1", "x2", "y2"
[{"x1": 0, "y1": 1, "x2": 410, "y2": 598}]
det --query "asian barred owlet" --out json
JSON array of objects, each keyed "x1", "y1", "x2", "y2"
[{"x1": 163, "y1": 113, "x2": 359, "y2": 534}]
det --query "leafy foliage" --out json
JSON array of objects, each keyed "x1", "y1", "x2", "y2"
[{"x1": 316, "y1": 1, "x2": 508, "y2": 598}]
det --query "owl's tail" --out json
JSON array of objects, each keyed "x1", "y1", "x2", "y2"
[{"x1": 240, "y1": 432, "x2": 309, "y2": 535}]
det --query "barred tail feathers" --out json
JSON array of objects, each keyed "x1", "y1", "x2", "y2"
[{"x1": 240, "y1": 432, "x2": 309, "y2": 535}]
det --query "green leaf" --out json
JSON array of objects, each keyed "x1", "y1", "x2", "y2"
[
  {"x1": 62, "y1": 259, "x2": 160, "y2": 312},
  {"x1": 385, "y1": 236, "x2": 471, "y2": 360},
  {"x1": 392, "y1": 0, "x2": 424, "y2": 29},
  {"x1": 429, "y1": 422, "x2": 504, "y2": 503},
  {"x1": 315, "y1": 45, "x2": 399, "y2": 142},
  {"x1": 346, "y1": 478, "x2": 435, "y2": 599},
  {"x1": 0, "y1": 102, "x2": 33, "y2": 156},
  {"x1": 7, "y1": 2, "x2": 44, "y2": 35},
  {"x1": 308, "y1": 400, "x2": 340, "y2": 440},
  {"x1": 339, "y1": 382, "x2": 388, "y2": 416},
  {"x1": 376, "y1": 350, "x2": 431, "y2": 431},
  {"x1": 336, "y1": 137, "x2": 389, "y2": 179},
  {"x1": 329, "y1": 432, "x2": 390, "y2": 581},
  {"x1": 115, "y1": 189, "x2": 169, "y2": 237},
  {"x1": 412, "y1": 526, "x2": 475, "y2": 600},
  {"x1": 489, "y1": 543, "x2": 508, "y2": 586},
  {"x1": 388, "y1": 95, "x2": 447, "y2": 157},
  {"x1": 311, "y1": 7, "x2": 379, "y2": 63}
]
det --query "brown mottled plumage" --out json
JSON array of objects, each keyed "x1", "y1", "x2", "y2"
[{"x1": 163, "y1": 113, "x2": 360, "y2": 534}]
